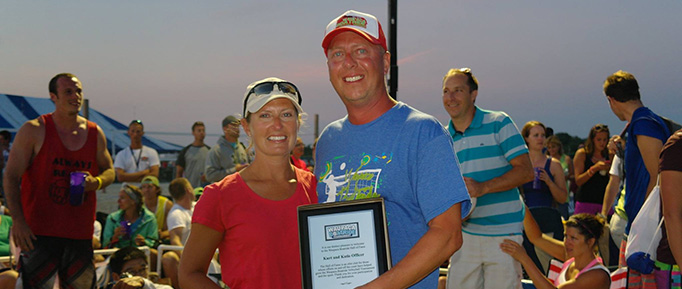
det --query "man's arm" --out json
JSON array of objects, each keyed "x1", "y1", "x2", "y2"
[
  {"x1": 115, "y1": 168, "x2": 151, "y2": 183},
  {"x1": 84, "y1": 126, "x2": 114, "y2": 191},
  {"x1": 637, "y1": 135, "x2": 664, "y2": 199},
  {"x1": 175, "y1": 148, "x2": 186, "y2": 178},
  {"x1": 175, "y1": 165, "x2": 184, "y2": 179},
  {"x1": 3, "y1": 120, "x2": 41, "y2": 251},
  {"x1": 148, "y1": 165, "x2": 159, "y2": 178},
  {"x1": 465, "y1": 153, "x2": 534, "y2": 198},
  {"x1": 204, "y1": 149, "x2": 227, "y2": 183},
  {"x1": 602, "y1": 174, "x2": 621, "y2": 216},
  {"x1": 168, "y1": 227, "x2": 183, "y2": 247},
  {"x1": 168, "y1": 226, "x2": 185, "y2": 258},
  {"x1": 166, "y1": 224, "x2": 185, "y2": 264},
  {"x1": 358, "y1": 203, "x2": 462, "y2": 288},
  {"x1": 147, "y1": 149, "x2": 161, "y2": 178},
  {"x1": 116, "y1": 149, "x2": 159, "y2": 181}
]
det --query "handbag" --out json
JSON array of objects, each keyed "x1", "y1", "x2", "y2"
[{"x1": 625, "y1": 177, "x2": 664, "y2": 274}]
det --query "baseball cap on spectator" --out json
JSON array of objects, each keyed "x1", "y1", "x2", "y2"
[
  {"x1": 141, "y1": 176, "x2": 159, "y2": 188},
  {"x1": 222, "y1": 115, "x2": 240, "y2": 128},
  {"x1": 193, "y1": 187, "x2": 204, "y2": 199},
  {"x1": 322, "y1": 10, "x2": 387, "y2": 55}
]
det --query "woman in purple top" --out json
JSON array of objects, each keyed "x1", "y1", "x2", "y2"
[{"x1": 520, "y1": 121, "x2": 567, "y2": 208}]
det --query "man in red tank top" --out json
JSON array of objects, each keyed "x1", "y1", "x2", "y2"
[{"x1": 3, "y1": 73, "x2": 115, "y2": 288}]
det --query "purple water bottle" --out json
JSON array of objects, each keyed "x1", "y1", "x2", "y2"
[
  {"x1": 532, "y1": 167, "x2": 542, "y2": 190},
  {"x1": 120, "y1": 220, "x2": 132, "y2": 237},
  {"x1": 69, "y1": 172, "x2": 87, "y2": 206}
]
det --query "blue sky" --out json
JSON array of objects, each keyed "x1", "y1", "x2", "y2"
[{"x1": 2, "y1": 1, "x2": 681, "y2": 147}]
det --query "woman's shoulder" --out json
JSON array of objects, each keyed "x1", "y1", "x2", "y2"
[
  {"x1": 586, "y1": 263, "x2": 610, "y2": 274},
  {"x1": 209, "y1": 173, "x2": 242, "y2": 189},
  {"x1": 549, "y1": 156, "x2": 563, "y2": 167},
  {"x1": 573, "y1": 148, "x2": 586, "y2": 159},
  {"x1": 200, "y1": 173, "x2": 246, "y2": 202},
  {"x1": 141, "y1": 208, "x2": 157, "y2": 222},
  {"x1": 579, "y1": 265, "x2": 611, "y2": 284},
  {"x1": 108, "y1": 210, "x2": 124, "y2": 221}
]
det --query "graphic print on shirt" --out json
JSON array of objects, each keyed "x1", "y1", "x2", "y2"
[
  {"x1": 318, "y1": 152, "x2": 392, "y2": 202},
  {"x1": 50, "y1": 157, "x2": 94, "y2": 205}
]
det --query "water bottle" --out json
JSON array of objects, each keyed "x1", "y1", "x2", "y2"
[{"x1": 532, "y1": 167, "x2": 542, "y2": 190}]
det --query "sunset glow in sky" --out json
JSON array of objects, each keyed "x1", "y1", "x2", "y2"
[{"x1": 2, "y1": 1, "x2": 681, "y2": 146}]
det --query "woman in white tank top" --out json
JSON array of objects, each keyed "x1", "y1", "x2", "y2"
[{"x1": 500, "y1": 213, "x2": 611, "y2": 289}]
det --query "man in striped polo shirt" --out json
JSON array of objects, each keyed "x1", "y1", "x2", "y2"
[{"x1": 442, "y1": 68, "x2": 534, "y2": 289}]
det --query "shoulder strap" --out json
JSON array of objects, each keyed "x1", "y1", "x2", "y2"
[
  {"x1": 576, "y1": 257, "x2": 602, "y2": 278},
  {"x1": 660, "y1": 116, "x2": 679, "y2": 136},
  {"x1": 561, "y1": 257, "x2": 574, "y2": 272},
  {"x1": 647, "y1": 208, "x2": 665, "y2": 255},
  {"x1": 631, "y1": 111, "x2": 671, "y2": 137},
  {"x1": 554, "y1": 258, "x2": 574, "y2": 286},
  {"x1": 86, "y1": 120, "x2": 98, "y2": 144},
  {"x1": 42, "y1": 113, "x2": 55, "y2": 138}
]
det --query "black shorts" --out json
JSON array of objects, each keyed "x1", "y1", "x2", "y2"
[{"x1": 18, "y1": 235, "x2": 94, "y2": 289}]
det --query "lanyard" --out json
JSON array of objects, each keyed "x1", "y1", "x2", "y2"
[{"x1": 131, "y1": 147, "x2": 143, "y2": 170}]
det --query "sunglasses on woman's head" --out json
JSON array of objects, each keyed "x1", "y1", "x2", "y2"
[{"x1": 243, "y1": 81, "x2": 301, "y2": 115}]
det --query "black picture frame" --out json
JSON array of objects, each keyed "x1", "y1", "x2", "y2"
[{"x1": 298, "y1": 198, "x2": 391, "y2": 289}]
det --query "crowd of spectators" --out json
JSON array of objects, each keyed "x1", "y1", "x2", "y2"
[{"x1": 1, "y1": 10, "x2": 682, "y2": 289}]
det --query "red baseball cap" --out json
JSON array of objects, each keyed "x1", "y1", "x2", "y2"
[{"x1": 322, "y1": 10, "x2": 387, "y2": 55}]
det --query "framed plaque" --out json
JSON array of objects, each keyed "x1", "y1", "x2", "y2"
[{"x1": 298, "y1": 198, "x2": 391, "y2": 289}]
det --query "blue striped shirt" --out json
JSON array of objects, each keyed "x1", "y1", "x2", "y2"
[{"x1": 447, "y1": 106, "x2": 528, "y2": 236}]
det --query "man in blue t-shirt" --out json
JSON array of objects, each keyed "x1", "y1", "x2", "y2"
[
  {"x1": 442, "y1": 68, "x2": 534, "y2": 289},
  {"x1": 604, "y1": 70, "x2": 669, "y2": 287},
  {"x1": 315, "y1": 10, "x2": 471, "y2": 289},
  {"x1": 604, "y1": 70, "x2": 669, "y2": 236}
]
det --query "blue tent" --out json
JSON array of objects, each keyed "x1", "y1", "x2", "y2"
[{"x1": 0, "y1": 94, "x2": 182, "y2": 153}]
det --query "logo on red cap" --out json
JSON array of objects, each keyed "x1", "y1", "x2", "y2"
[{"x1": 336, "y1": 16, "x2": 367, "y2": 29}]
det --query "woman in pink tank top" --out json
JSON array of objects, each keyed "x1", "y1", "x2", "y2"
[{"x1": 500, "y1": 213, "x2": 611, "y2": 289}]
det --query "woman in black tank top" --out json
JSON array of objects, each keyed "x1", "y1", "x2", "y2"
[{"x1": 573, "y1": 124, "x2": 613, "y2": 215}]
